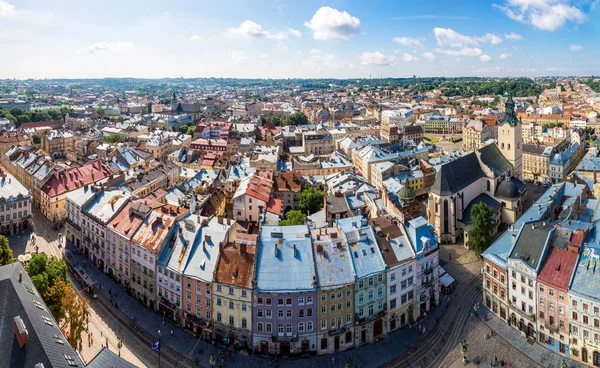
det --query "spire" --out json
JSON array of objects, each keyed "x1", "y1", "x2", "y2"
[{"x1": 500, "y1": 92, "x2": 519, "y2": 127}]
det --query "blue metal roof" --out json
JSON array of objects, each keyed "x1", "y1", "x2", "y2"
[
  {"x1": 337, "y1": 216, "x2": 386, "y2": 278},
  {"x1": 255, "y1": 225, "x2": 317, "y2": 292},
  {"x1": 569, "y1": 245, "x2": 599, "y2": 301}
]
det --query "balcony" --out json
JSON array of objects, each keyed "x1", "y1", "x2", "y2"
[{"x1": 328, "y1": 326, "x2": 347, "y2": 336}]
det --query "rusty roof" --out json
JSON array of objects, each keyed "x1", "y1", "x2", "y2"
[
  {"x1": 132, "y1": 205, "x2": 181, "y2": 253},
  {"x1": 108, "y1": 200, "x2": 150, "y2": 239},
  {"x1": 215, "y1": 243, "x2": 256, "y2": 288}
]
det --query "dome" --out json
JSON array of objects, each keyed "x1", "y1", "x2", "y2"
[
  {"x1": 398, "y1": 185, "x2": 416, "y2": 201},
  {"x1": 496, "y1": 179, "x2": 519, "y2": 199}
]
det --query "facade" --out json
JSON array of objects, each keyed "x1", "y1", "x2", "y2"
[
  {"x1": 41, "y1": 130, "x2": 74, "y2": 157},
  {"x1": 253, "y1": 225, "x2": 318, "y2": 355},
  {"x1": 498, "y1": 95, "x2": 523, "y2": 179},
  {"x1": 303, "y1": 131, "x2": 333, "y2": 156},
  {"x1": 337, "y1": 216, "x2": 387, "y2": 347},
  {"x1": 233, "y1": 173, "x2": 274, "y2": 222},
  {"x1": 370, "y1": 216, "x2": 416, "y2": 332},
  {"x1": 522, "y1": 144, "x2": 553, "y2": 183},
  {"x1": 310, "y1": 226, "x2": 355, "y2": 355},
  {"x1": 462, "y1": 119, "x2": 495, "y2": 152},
  {"x1": 0, "y1": 167, "x2": 32, "y2": 235},
  {"x1": 212, "y1": 232, "x2": 256, "y2": 348},
  {"x1": 273, "y1": 171, "x2": 302, "y2": 212}
]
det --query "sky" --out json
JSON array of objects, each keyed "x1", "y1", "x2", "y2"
[{"x1": 0, "y1": 0, "x2": 599, "y2": 79}]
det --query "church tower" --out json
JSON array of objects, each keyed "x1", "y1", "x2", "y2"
[{"x1": 497, "y1": 93, "x2": 522, "y2": 178}]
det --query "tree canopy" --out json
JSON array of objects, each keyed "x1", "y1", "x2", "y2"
[
  {"x1": 0, "y1": 235, "x2": 13, "y2": 266},
  {"x1": 466, "y1": 202, "x2": 496, "y2": 255},
  {"x1": 272, "y1": 112, "x2": 309, "y2": 127},
  {"x1": 25, "y1": 253, "x2": 69, "y2": 296},
  {"x1": 299, "y1": 187, "x2": 325, "y2": 215},
  {"x1": 278, "y1": 210, "x2": 307, "y2": 226},
  {"x1": 102, "y1": 134, "x2": 122, "y2": 143}
]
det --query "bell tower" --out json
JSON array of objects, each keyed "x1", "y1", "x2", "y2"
[{"x1": 498, "y1": 93, "x2": 522, "y2": 178}]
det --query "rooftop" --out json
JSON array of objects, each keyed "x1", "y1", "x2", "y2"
[
  {"x1": 182, "y1": 216, "x2": 231, "y2": 283},
  {"x1": 311, "y1": 227, "x2": 355, "y2": 289},
  {"x1": 337, "y1": 216, "x2": 386, "y2": 279},
  {"x1": 84, "y1": 189, "x2": 130, "y2": 224}
]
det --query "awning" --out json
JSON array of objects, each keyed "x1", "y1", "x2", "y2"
[{"x1": 440, "y1": 273, "x2": 455, "y2": 288}]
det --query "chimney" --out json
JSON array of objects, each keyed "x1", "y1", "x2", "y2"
[
  {"x1": 203, "y1": 240, "x2": 206, "y2": 251},
  {"x1": 512, "y1": 233, "x2": 516, "y2": 243},
  {"x1": 274, "y1": 244, "x2": 278, "y2": 257},
  {"x1": 531, "y1": 224, "x2": 535, "y2": 230},
  {"x1": 293, "y1": 244, "x2": 297, "y2": 257},
  {"x1": 240, "y1": 243, "x2": 247, "y2": 256},
  {"x1": 18, "y1": 272, "x2": 22, "y2": 283},
  {"x1": 218, "y1": 216, "x2": 223, "y2": 224},
  {"x1": 13, "y1": 316, "x2": 28, "y2": 349}
]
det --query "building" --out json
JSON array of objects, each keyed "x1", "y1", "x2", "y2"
[
  {"x1": 81, "y1": 189, "x2": 130, "y2": 271},
  {"x1": 0, "y1": 167, "x2": 31, "y2": 235},
  {"x1": 253, "y1": 225, "x2": 318, "y2": 355},
  {"x1": 522, "y1": 144, "x2": 553, "y2": 183},
  {"x1": 498, "y1": 95, "x2": 523, "y2": 178},
  {"x1": 380, "y1": 125, "x2": 399, "y2": 143},
  {"x1": 549, "y1": 143, "x2": 583, "y2": 184},
  {"x1": 370, "y1": 216, "x2": 416, "y2": 332},
  {"x1": 310, "y1": 226, "x2": 355, "y2": 355},
  {"x1": 381, "y1": 110, "x2": 414, "y2": 126},
  {"x1": 462, "y1": 119, "x2": 495, "y2": 152},
  {"x1": 106, "y1": 200, "x2": 151, "y2": 290},
  {"x1": 0, "y1": 262, "x2": 85, "y2": 368},
  {"x1": 507, "y1": 221, "x2": 553, "y2": 340},
  {"x1": 233, "y1": 173, "x2": 274, "y2": 223},
  {"x1": 427, "y1": 143, "x2": 526, "y2": 244},
  {"x1": 273, "y1": 171, "x2": 302, "y2": 212},
  {"x1": 568, "y1": 244, "x2": 600, "y2": 365},
  {"x1": 41, "y1": 130, "x2": 74, "y2": 158},
  {"x1": 181, "y1": 216, "x2": 232, "y2": 336},
  {"x1": 40, "y1": 160, "x2": 117, "y2": 222},
  {"x1": 131, "y1": 205, "x2": 186, "y2": 309},
  {"x1": 406, "y1": 217, "x2": 439, "y2": 319},
  {"x1": 337, "y1": 216, "x2": 387, "y2": 347},
  {"x1": 212, "y1": 232, "x2": 256, "y2": 348},
  {"x1": 302, "y1": 131, "x2": 333, "y2": 156},
  {"x1": 536, "y1": 243, "x2": 579, "y2": 358}
]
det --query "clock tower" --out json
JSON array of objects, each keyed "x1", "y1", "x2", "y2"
[{"x1": 497, "y1": 94, "x2": 522, "y2": 178}]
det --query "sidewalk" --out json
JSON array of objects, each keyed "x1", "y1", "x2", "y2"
[
  {"x1": 66, "y1": 246, "x2": 448, "y2": 368},
  {"x1": 481, "y1": 307, "x2": 585, "y2": 368}
]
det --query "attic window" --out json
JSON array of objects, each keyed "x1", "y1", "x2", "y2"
[
  {"x1": 362, "y1": 249, "x2": 367, "y2": 256},
  {"x1": 354, "y1": 251, "x2": 358, "y2": 258},
  {"x1": 370, "y1": 247, "x2": 375, "y2": 254},
  {"x1": 24, "y1": 283, "x2": 35, "y2": 295},
  {"x1": 41, "y1": 315, "x2": 53, "y2": 326},
  {"x1": 33, "y1": 299, "x2": 44, "y2": 310},
  {"x1": 64, "y1": 354, "x2": 78, "y2": 366},
  {"x1": 53, "y1": 333, "x2": 64, "y2": 344}
]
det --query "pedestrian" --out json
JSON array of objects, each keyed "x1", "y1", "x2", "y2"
[
  {"x1": 490, "y1": 358, "x2": 493, "y2": 367},
  {"x1": 494, "y1": 356, "x2": 498, "y2": 366}
]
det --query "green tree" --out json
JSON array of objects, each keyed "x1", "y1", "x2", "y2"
[
  {"x1": 466, "y1": 202, "x2": 496, "y2": 255},
  {"x1": 178, "y1": 125, "x2": 189, "y2": 134},
  {"x1": 62, "y1": 283, "x2": 89, "y2": 348},
  {"x1": 272, "y1": 116, "x2": 282, "y2": 126},
  {"x1": 186, "y1": 126, "x2": 195, "y2": 135},
  {"x1": 102, "y1": 134, "x2": 122, "y2": 143},
  {"x1": 26, "y1": 253, "x2": 69, "y2": 296},
  {"x1": 0, "y1": 235, "x2": 13, "y2": 266},
  {"x1": 278, "y1": 210, "x2": 307, "y2": 226},
  {"x1": 147, "y1": 102, "x2": 153, "y2": 114},
  {"x1": 44, "y1": 277, "x2": 69, "y2": 324},
  {"x1": 176, "y1": 102, "x2": 183, "y2": 113},
  {"x1": 299, "y1": 187, "x2": 325, "y2": 215}
]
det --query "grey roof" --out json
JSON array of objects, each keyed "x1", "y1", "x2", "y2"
[
  {"x1": 477, "y1": 143, "x2": 513, "y2": 177},
  {"x1": 0, "y1": 262, "x2": 84, "y2": 368},
  {"x1": 431, "y1": 152, "x2": 484, "y2": 196},
  {"x1": 86, "y1": 347, "x2": 137, "y2": 368},
  {"x1": 523, "y1": 144, "x2": 551, "y2": 155},
  {"x1": 495, "y1": 178, "x2": 522, "y2": 200},
  {"x1": 460, "y1": 193, "x2": 501, "y2": 225},
  {"x1": 509, "y1": 222, "x2": 553, "y2": 271},
  {"x1": 337, "y1": 216, "x2": 386, "y2": 278}
]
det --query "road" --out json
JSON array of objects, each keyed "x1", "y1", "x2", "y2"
[{"x1": 381, "y1": 274, "x2": 482, "y2": 368}]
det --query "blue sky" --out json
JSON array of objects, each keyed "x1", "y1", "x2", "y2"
[{"x1": 0, "y1": 0, "x2": 598, "y2": 79}]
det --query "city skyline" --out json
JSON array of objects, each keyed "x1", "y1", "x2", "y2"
[{"x1": 0, "y1": 0, "x2": 599, "y2": 79}]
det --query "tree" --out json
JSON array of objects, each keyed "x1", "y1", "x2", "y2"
[
  {"x1": 278, "y1": 210, "x2": 307, "y2": 226},
  {"x1": 44, "y1": 277, "x2": 69, "y2": 324},
  {"x1": 466, "y1": 202, "x2": 496, "y2": 255},
  {"x1": 62, "y1": 285, "x2": 89, "y2": 348},
  {"x1": 299, "y1": 187, "x2": 325, "y2": 215},
  {"x1": 178, "y1": 125, "x2": 189, "y2": 134},
  {"x1": 96, "y1": 108, "x2": 105, "y2": 117},
  {"x1": 186, "y1": 126, "x2": 195, "y2": 135},
  {"x1": 102, "y1": 134, "x2": 122, "y2": 144},
  {"x1": 147, "y1": 102, "x2": 153, "y2": 114},
  {"x1": 26, "y1": 253, "x2": 69, "y2": 296},
  {"x1": 32, "y1": 134, "x2": 41, "y2": 145},
  {"x1": 0, "y1": 235, "x2": 13, "y2": 266}
]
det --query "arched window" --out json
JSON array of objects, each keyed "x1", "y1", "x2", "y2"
[
  {"x1": 508, "y1": 144, "x2": 511, "y2": 150},
  {"x1": 443, "y1": 199, "x2": 449, "y2": 234},
  {"x1": 501, "y1": 143, "x2": 505, "y2": 149},
  {"x1": 487, "y1": 180, "x2": 491, "y2": 192}
]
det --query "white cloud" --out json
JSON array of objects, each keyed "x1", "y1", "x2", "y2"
[
  {"x1": 402, "y1": 53, "x2": 419, "y2": 62},
  {"x1": 436, "y1": 47, "x2": 483, "y2": 56},
  {"x1": 310, "y1": 49, "x2": 321, "y2": 54},
  {"x1": 287, "y1": 28, "x2": 302, "y2": 37},
  {"x1": 359, "y1": 51, "x2": 396, "y2": 66},
  {"x1": 83, "y1": 41, "x2": 134, "y2": 53},
  {"x1": 0, "y1": 1, "x2": 21, "y2": 16},
  {"x1": 189, "y1": 35, "x2": 201, "y2": 41},
  {"x1": 304, "y1": 7, "x2": 361, "y2": 41},
  {"x1": 227, "y1": 20, "x2": 288, "y2": 40},
  {"x1": 499, "y1": 53, "x2": 512, "y2": 59},
  {"x1": 260, "y1": 54, "x2": 268, "y2": 59},
  {"x1": 393, "y1": 37, "x2": 423, "y2": 48},
  {"x1": 569, "y1": 44, "x2": 583, "y2": 51},
  {"x1": 228, "y1": 50, "x2": 248, "y2": 65},
  {"x1": 433, "y1": 27, "x2": 502, "y2": 49},
  {"x1": 493, "y1": 0, "x2": 588, "y2": 31},
  {"x1": 480, "y1": 54, "x2": 492, "y2": 62},
  {"x1": 504, "y1": 32, "x2": 523, "y2": 40},
  {"x1": 422, "y1": 52, "x2": 436, "y2": 61},
  {"x1": 302, "y1": 52, "x2": 349, "y2": 71}
]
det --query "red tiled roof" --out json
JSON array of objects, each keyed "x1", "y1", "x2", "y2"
[
  {"x1": 22, "y1": 120, "x2": 63, "y2": 129},
  {"x1": 537, "y1": 247, "x2": 579, "y2": 291},
  {"x1": 266, "y1": 197, "x2": 283, "y2": 216},
  {"x1": 41, "y1": 159, "x2": 114, "y2": 198},
  {"x1": 245, "y1": 175, "x2": 273, "y2": 203}
]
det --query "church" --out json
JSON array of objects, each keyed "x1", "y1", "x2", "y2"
[{"x1": 427, "y1": 95, "x2": 527, "y2": 244}]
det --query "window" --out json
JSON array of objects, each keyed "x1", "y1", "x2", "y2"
[
  {"x1": 257, "y1": 309, "x2": 263, "y2": 317},
  {"x1": 242, "y1": 304, "x2": 247, "y2": 312},
  {"x1": 266, "y1": 310, "x2": 272, "y2": 318},
  {"x1": 358, "y1": 293, "x2": 364, "y2": 304},
  {"x1": 368, "y1": 277, "x2": 374, "y2": 286},
  {"x1": 242, "y1": 290, "x2": 247, "y2": 298},
  {"x1": 229, "y1": 301, "x2": 234, "y2": 310},
  {"x1": 321, "y1": 306, "x2": 326, "y2": 314},
  {"x1": 278, "y1": 310, "x2": 284, "y2": 318},
  {"x1": 346, "y1": 313, "x2": 352, "y2": 324},
  {"x1": 242, "y1": 318, "x2": 247, "y2": 329},
  {"x1": 299, "y1": 309, "x2": 304, "y2": 318},
  {"x1": 216, "y1": 285, "x2": 222, "y2": 292},
  {"x1": 307, "y1": 296, "x2": 313, "y2": 304},
  {"x1": 368, "y1": 290, "x2": 373, "y2": 300},
  {"x1": 378, "y1": 287, "x2": 383, "y2": 298},
  {"x1": 216, "y1": 298, "x2": 222, "y2": 306},
  {"x1": 229, "y1": 287, "x2": 234, "y2": 296},
  {"x1": 278, "y1": 298, "x2": 284, "y2": 306},
  {"x1": 257, "y1": 323, "x2": 263, "y2": 332},
  {"x1": 307, "y1": 308, "x2": 313, "y2": 317},
  {"x1": 378, "y1": 274, "x2": 383, "y2": 282},
  {"x1": 307, "y1": 321, "x2": 313, "y2": 331},
  {"x1": 346, "y1": 300, "x2": 351, "y2": 309},
  {"x1": 330, "y1": 293, "x2": 336, "y2": 301},
  {"x1": 573, "y1": 300, "x2": 578, "y2": 308},
  {"x1": 217, "y1": 312, "x2": 222, "y2": 322},
  {"x1": 321, "y1": 294, "x2": 327, "y2": 302},
  {"x1": 390, "y1": 273, "x2": 396, "y2": 281},
  {"x1": 331, "y1": 318, "x2": 336, "y2": 329},
  {"x1": 64, "y1": 354, "x2": 78, "y2": 367},
  {"x1": 298, "y1": 297, "x2": 304, "y2": 305},
  {"x1": 266, "y1": 298, "x2": 272, "y2": 306},
  {"x1": 390, "y1": 299, "x2": 397, "y2": 309},
  {"x1": 286, "y1": 298, "x2": 292, "y2": 305},
  {"x1": 584, "y1": 315, "x2": 589, "y2": 325},
  {"x1": 278, "y1": 325, "x2": 284, "y2": 335},
  {"x1": 298, "y1": 322, "x2": 305, "y2": 332},
  {"x1": 321, "y1": 319, "x2": 327, "y2": 330},
  {"x1": 331, "y1": 305, "x2": 335, "y2": 312},
  {"x1": 358, "y1": 280, "x2": 364, "y2": 288},
  {"x1": 266, "y1": 323, "x2": 272, "y2": 332},
  {"x1": 286, "y1": 310, "x2": 292, "y2": 318},
  {"x1": 573, "y1": 311, "x2": 578, "y2": 321},
  {"x1": 229, "y1": 316, "x2": 234, "y2": 326}
]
